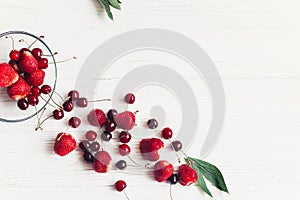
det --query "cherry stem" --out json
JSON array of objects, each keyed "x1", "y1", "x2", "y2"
[
  {"x1": 50, "y1": 56, "x2": 77, "y2": 64},
  {"x1": 42, "y1": 52, "x2": 58, "y2": 57},
  {"x1": 88, "y1": 99, "x2": 111, "y2": 103},
  {"x1": 127, "y1": 155, "x2": 151, "y2": 169},
  {"x1": 169, "y1": 139, "x2": 181, "y2": 163},
  {"x1": 5, "y1": 35, "x2": 15, "y2": 50},
  {"x1": 28, "y1": 36, "x2": 44, "y2": 49},
  {"x1": 134, "y1": 110, "x2": 139, "y2": 115},
  {"x1": 47, "y1": 93, "x2": 63, "y2": 109},
  {"x1": 53, "y1": 91, "x2": 65, "y2": 102},
  {"x1": 169, "y1": 184, "x2": 174, "y2": 200},
  {"x1": 123, "y1": 190, "x2": 130, "y2": 200},
  {"x1": 39, "y1": 115, "x2": 54, "y2": 127},
  {"x1": 34, "y1": 106, "x2": 42, "y2": 131},
  {"x1": 19, "y1": 39, "x2": 30, "y2": 47},
  {"x1": 40, "y1": 95, "x2": 60, "y2": 109}
]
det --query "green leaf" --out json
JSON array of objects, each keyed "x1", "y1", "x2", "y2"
[
  {"x1": 187, "y1": 157, "x2": 229, "y2": 193},
  {"x1": 190, "y1": 163, "x2": 213, "y2": 197},
  {"x1": 98, "y1": 0, "x2": 114, "y2": 20},
  {"x1": 108, "y1": 0, "x2": 121, "y2": 10}
]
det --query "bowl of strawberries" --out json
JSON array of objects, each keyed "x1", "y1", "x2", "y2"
[{"x1": 0, "y1": 31, "x2": 57, "y2": 122}]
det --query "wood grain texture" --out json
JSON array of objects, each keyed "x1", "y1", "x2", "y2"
[{"x1": 0, "y1": 0, "x2": 300, "y2": 199}]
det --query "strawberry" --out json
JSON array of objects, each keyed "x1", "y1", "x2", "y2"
[
  {"x1": 87, "y1": 109, "x2": 106, "y2": 126},
  {"x1": 7, "y1": 77, "x2": 31, "y2": 100},
  {"x1": 93, "y1": 151, "x2": 112, "y2": 173},
  {"x1": 0, "y1": 63, "x2": 19, "y2": 87},
  {"x1": 9, "y1": 60, "x2": 23, "y2": 74},
  {"x1": 19, "y1": 50, "x2": 38, "y2": 73},
  {"x1": 178, "y1": 164, "x2": 198, "y2": 186},
  {"x1": 24, "y1": 69, "x2": 45, "y2": 86},
  {"x1": 139, "y1": 138, "x2": 164, "y2": 161},
  {"x1": 154, "y1": 160, "x2": 174, "y2": 182},
  {"x1": 54, "y1": 132, "x2": 76, "y2": 157},
  {"x1": 114, "y1": 111, "x2": 135, "y2": 130}
]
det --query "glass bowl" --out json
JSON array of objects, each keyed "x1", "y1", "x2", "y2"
[{"x1": 0, "y1": 31, "x2": 57, "y2": 123}]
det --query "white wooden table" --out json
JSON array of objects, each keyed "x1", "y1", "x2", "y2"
[{"x1": 0, "y1": 0, "x2": 299, "y2": 199}]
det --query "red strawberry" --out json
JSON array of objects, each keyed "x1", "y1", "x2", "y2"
[
  {"x1": 19, "y1": 50, "x2": 38, "y2": 73},
  {"x1": 178, "y1": 164, "x2": 198, "y2": 186},
  {"x1": 24, "y1": 69, "x2": 45, "y2": 86},
  {"x1": 0, "y1": 63, "x2": 19, "y2": 87},
  {"x1": 154, "y1": 160, "x2": 174, "y2": 182},
  {"x1": 7, "y1": 77, "x2": 31, "y2": 100},
  {"x1": 54, "y1": 132, "x2": 76, "y2": 157},
  {"x1": 93, "y1": 151, "x2": 112, "y2": 173},
  {"x1": 139, "y1": 138, "x2": 164, "y2": 161},
  {"x1": 87, "y1": 109, "x2": 106, "y2": 126},
  {"x1": 114, "y1": 111, "x2": 135, "y2": 130}
]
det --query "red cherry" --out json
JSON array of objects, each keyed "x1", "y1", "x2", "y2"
[
  {"x1": 68, "y1": 90, "x2": 80, "y2": 101},
  {"x1": 41, "y1": 85, "x2": 52, "y2": 94},
  {"x1": 32, "y1": 48, "x2": 42, "y2": 60},
  {"x1": 90, "y1": 141, "x2": 101, "y2": 152},
  {"x1": 17, "y1": 99, "x2": 29, "y2": 110},
  {"x1": 124, "y1": 93, "x2": 135, "y2": 104},
  {"x1": 119, "y1": 144, "x2": 131, "y2": 156},
  {"x1": 20, "y1": 48, "x2": 28, "y2": 54},
  {"x1": 115, "y1": 180, "x2": 127, "y2": 192},
  {"x1": 63, "y1": 101, "x2": 73, "y2": 112},
  {"x1": 76, "y1": 97, "x2": 88, "y2": 107},
  {"x1": 68, "y1": 117, "x2": 81, "y2": 128},
  {"x1": 119, "y1": 131, "x2": 131, "y2": 143},
  {"x1": 105, "y1": 121, "x2": 116, "y2": 132},
  {"x1": 85, "y1": 130, "x2": 97, "y2": 141},
  {"x1": 38, "y1": 58, "x2": 48, "y2": 69},
  {"x1": 53, "y1": 109, "x2": 64, "y2": 120},
  {"x1": 27, "y1": 94, "x2": 39, "y2": 106},
  {"x1": 9, "y1": 50, "x2": 20, "y2": 61},
  {"x1": 162, "y1": 127, "x2": 173, "y2": 139},
  {"x1": 31, "y1": 86, "x2": 41, "y2": 96}
]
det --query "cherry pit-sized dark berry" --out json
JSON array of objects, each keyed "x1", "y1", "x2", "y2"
[
  {"x1": 124, "y1": 93, "x2": 135, "y2": 104},
  {"x1": 31, "y1": 48, "x2": 42, "y2": 60},
  {"x1": 147, "y1": 119, "x2": 158, "y2": 129},
  {"x1": 119, "y1": 144, "x2": 131, "y2": 156},
  {"x1": 83, "y1": 152, "x2": 95, "y2": 163},
  {"x1": 79, "y1": 140, "x2": 90, "y2": 152},
  {"x1": 116, "y1": 160, "x2": 127, "y2": 170},
  {"x1": 119, "y1": 131, "x2": 131, "y2": 143},
  {"x1": 68, "y1": 117, "x2": 81, "y2": 128},
  {"x1": 105, "y1": 121, "x2": 116, "y2": 132},
  {"x1": 27, "y1": 94, "x2": 39, "y2": 106},
  {"x1": 38, "y1": 58, "x2": 48, "y2": 69},
  {"x1": 63, "y1": 101, "x2": 73, "y2": 112},
  {"x1": 115, "y1": 180, "x2": 127, "y2": 192},
  {"x1": 85, "y1": 130, "x2": 97, "y2": 141},
  {"x1": 107, "y1": 109, "x2": 118, "y2": 121},
  {"x1": 90, "y1": 141, "x2": 101, "y2": 152},
  {"x1": 171, "y1": 140, "x2": 182, "y2": 152},
  {"x1": 53, "y1": 109, "x2": 64, "y2": 120},
  {"x1": 76, "y1": 97, "x2": 88, "y2": 107},
  {"x1": 17, "y1": 99, "x2": 29, "y2": 110},
  {"x1": 162, "y1": 127, "x2": 173, "y2": 139},
  {"x1": 101, "y1": 131, "x2": 112, "y2": 142},
  {"x1": 9, "y1": 50, "x2": 20, "y2": 61},
  {"x1": 31, "y1": 86, "x2": 41, "y2": 96},
  {"x1": 41, "y1": 85, "x2": 52, "y2": 94},
  {"x1": 68, "y1": 90, "x2": 80, "y2": 101},
  {"x1": 168, "y1": 174, "x2": 179, "y2": 185}
]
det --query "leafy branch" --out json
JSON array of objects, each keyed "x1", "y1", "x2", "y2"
[{"x1": 98, "y1": 0, "x2": 121, "y2": 20}]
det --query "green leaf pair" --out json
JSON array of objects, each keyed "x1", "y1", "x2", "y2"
[
  {"x1": 98, "y1": 0, "x2": 121, "y2": 20},
  {"x1": 185, "y1": 157, "x2": 229, "y2": 198}
]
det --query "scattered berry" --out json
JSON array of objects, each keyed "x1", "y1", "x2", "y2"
[
  {"x1": 87, "y1": 109, "x2": 106, "y2": 126},
  {"x1": 124, "y1": 93, "x2": 135, "y2": 104},
  {"x1": 63, "y1": 101, "x2": 73, "y2": 112},
  {"x1": 17, "y1": 99, "x2": 29, "y2": 110},
  {"x1": 54, "y1": 132, "x2": 76, "y2": 156},
  {"x1": 147, "y1": 119, "x2": 158, "y2": 129},
  {"x1": 76, "y1": 97, "x2": 88, "y2": 107},
  {"x1": 119, "y1": 131, "x2": 131, "y2": 143},
  {"x1": 171, "y1": 141, "x2": 182, "y2": 152},
  {"x1": 119, "y1": 144, "x2": 131, "y2": 156},
  {"x1": 79, "y1": 140, "x2": 90, "y2": 152},
  {"x1": 93, "y1": 151, "x2": 112, "y2": 173},
  {"x1": 115, "y1": 180, "x2": 126, "y2": 192},
  {"x1": 90, "y1": 141, "x2": 101, "y2": 152},
  {"x1": 101, "y1": 131, "x2": 112, "y2": 142},
  {"x1": 116, "y1": 160, "x2": 127, "y2": 170},
  {"x1": 161, "y1": 127, "x2": 173, "y2": 139},
  {"x1": 53, "y1": 109, "x2": 64, "y2": 120},
  {"x1": 85, "y1": 130, "x2": 97, "y2": 141},
  {"x1": 83, "y1": 152, "x2": 95, "y2": 163},
  {"x1": 68, "y1": 117, "x2": 81, "y2": 128},
  {"x1": 68, "y1": 90, "x2": 80, "y2": 101},
  {"x1": 41, "y1": 85, "x2": 52, "y2": 94},
  {"x1": 114, "y1": 111, "x2": 135, "y2": 130},
  {"x1": 107, "y1": 109, "x2": 118, "y2": 121},
  {"x1": 105, "y1": 121, "x2": 116, "y2": 132},
  {"x1": 139, "y1": 138, "x2": 164, "y2": 161},
  {"x1": 178, "y1": 164, "x2": 198, "y2": 186},
  {"x1": 154, "y1": 160, "x2": 174, "y2": 182},
  {"x1": 0, "y1": 63, "x2": 19, "y2": 87},
  {"x1": 168, "y1": 174, "x2": 179, "y2": 185}
]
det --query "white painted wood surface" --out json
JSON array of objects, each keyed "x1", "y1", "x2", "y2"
[{"x1": 0, "y1": 0, "x2": 300, "y2": 199}]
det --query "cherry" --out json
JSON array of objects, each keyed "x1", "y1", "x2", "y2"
[
  {"x1": 119, "y1": 131, "x2": 131, "y2": 143},
  {"x1": 27, "y1": 94, "x2": 39, "y2": 106},
  {"x1": 68, "y1": 117, "x2": 81, "y2": 128},
  {"x1": 9, "y1": 50, "x2": 20, "y2": 61},
  {"x1": 31, "y1": 86, "x2": 41, "y2": 96},
  {"x1": 171, "y1": 140, "x2": 182, "y2": 152},
  {"x1": 32, "y1": 48, "x2": 42, "y2": 59},
  {"x1": 90, "y1": 141, "x2": 100, "y2": 152},
  {"x1": 83, "y1": 152, "x2": 95, "y2": 163},
  {"x1": 107, "y1": 109, "x2": 118, "y2": 121},
  {"x1": 85, "y1": 130, "x2": 97, "y2": 141},
  {"x1": 38, "y1": 58, "x2": 48, "y2": 69},
  {"x1": 17, "y1": 99, "x2": 29, "y2": 110},
  {"x1": 168, "y1": 174, "x2": 178, "y2": 184},
  {"x1": 105, "y1": 121, "x2": 116, "y2": 132},
  {"x1": 53, "y1": 109, "x2": 64, "y2": 120},
  {"x1": 68, "y1": 90, "x2": 80, "y2": 101},
  {"x1": 116, "y1": 160, "x2": 127, "y2": 170},
  {"x1": 20, "y1": 48, "x2": 28, "y2": 54},
  {"x1": 79, "y1": 140, "x2": 90, "y2": 152},
  {"x1": 147, "y1": 119, "x2": 158, "y2": 129},
  {"x1": 76, "y1": 97, "x2": 88, "y2": 107},
  {"x1": 41, "y1": 85, "x2": 52, "y2": 94},
  {"x1": 124, "y1": 93, "x2": 135, "y2": 104},
  {"x1": 115, "y1": 180, "x2": 127, "y2": 192},
  {"x1": 162, "y1": 127, "x2": 173, "y2": 139},
  {"x1": 101, "y1": 131, "x2": 112, "y2": 142},
  {"x1": 119, "y1": 144, "x2": 131, "y2": 156},
  {"x1": 63, "y1": 101, "x2": 73, "y2": 112}
]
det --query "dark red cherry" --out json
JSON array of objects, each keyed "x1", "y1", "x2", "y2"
[
  {"x1": 124, "y1": 93, "x2": 135, "y2": 104},
  {"x1": 32, "y1": 48, "x2": 42, "y2": 60},
  {"x1": 68, "y1": 117, "x2": 81, "y2": 128},
  {"x1": 119, "y1": 131, "x2": 131, "y2": 143},
  {"x1": 9, "y1": 50, "x2": 20, "y2": 61},
  {"x1": 76, "y1": 97, "x2": 88, "y2": 107},
  {"x1": 27, "y1": 94, "x2": 39, "y2": 106},
  {"x1": 17, "y1": 99, "x2": 29, "y2": 110},
  {"x1": 85, "y1": 130, "x2": 97, "y2": 141},
  {"x1": 63, "y1": 101, "x2": 73, "y2": 112},
  {"x1": 31, "y1": 86, "x2": 41, "y2": 96},
  {"x1": 38, "y1": 58, "x2": 48, "y2": 69},
  {"x1": 53, "y1": 109, "x2": 64, "y2": 120},
  {"x1": 68, "y1": 90, "x2": 80, "y2": 101},
  {"x1": 41, "y1": 85, "x2": 52, "y2": 94},
  {"x1": 119, "y1": 144, "x2": 131, "y2": 156},
  {"x1": 115, "y1": 180, "x2": 127, "y2": 192}
]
